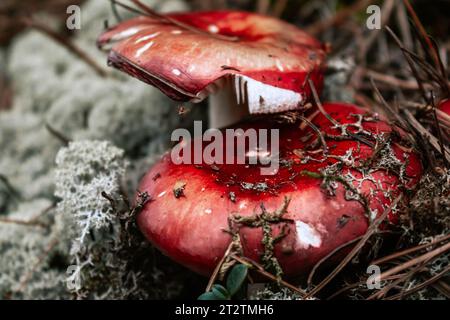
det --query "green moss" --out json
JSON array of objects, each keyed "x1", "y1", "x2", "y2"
[{"x1": 232, "y1": 198, "x2": 291, "y2": 281}]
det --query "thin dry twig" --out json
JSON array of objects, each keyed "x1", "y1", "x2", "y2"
[
  {"x1": 271, "y1": 0, "x2": 288, "y2": 18},
  {"x1": 129, "y1": 0, "x2": 238, "y2": 42},
  {"x1": 360, "y1": 67, "x2": 439, "y2": 91},
  {"x1": 308, "y1": 236, "x2": 364, "y2": 287},
  {"x1": 230, "y1": 254, "x2": 307, "y2": 298},
  {"x1": 368, "y1": 258, "x2": 430, "y2": 300},
  {"x1": 0, "y1": 217, "x2": 47, "y2": 229},
  {"x1": 357, "y1": 0, "x2": 396, "y2": 61},
  {"x1": 378, "y1": 241, "x2": 450, "y2": 281},
  {"x1": 0, "y1": 174, "x2": 21, "y2": 200},
  {"x1": 306, "y1": 0, "x2": 371, "y2": 35},
  {"x1": 403, "y1": 109, "x2": 450, "y2": 162},
  {"x1": 385, "y1": 26, "x2": 430, "y2": 103},
  {"x1": 0, "y1": 203, "x2": 54, "y2": 229},
  {"x1": 326, "y1": 274, "x2": 406, "y2": 300},
  {"x1": 386, "y1": 265, "x2": 450, "y2": 300},
  {"x1": 15, "y1": 237, "x2": 59, "y2": 294},
  {"x1": 309, "y1": 78, "x2": 375, "y2": 148},
  {"x1": 431, "y1": 96, "x2": 449, "y2": 167},
  {"x1": 205, "y1": 241, "x2": 234, "y2": 293},
  {"x1": 370, "y1": 78, "x2": 414, "y2": 135},
  {"x1": 396, "y1": 1, "x2": 413, "y2": 50},
  {"x1": 256, "y1": 0, "x2": 270, "y2": 15},
  {"x1": 304, "y1": 196, "x2": 403, "y2": 299},
  {"x1": 402, "y1": 0, "x2": 441, "y2": 72},
  {"x1": 45, "y1": 123, "x2": 71, "y2": 146},
  {"x1": 371, "y1": 234, "x2": 450, "y2": 266},
  {"x1": 431, "y1": 280, "x2": 450, "y2": 299},
  {"x1": 21, "y1": 17, "x2": 108, "y2": 77},
  {"x1": 298, "y1": 115, "x2": 329, "y2": 155},
  {"x1": 308, "y1": 78, "x2": 340, "y2": 127}
]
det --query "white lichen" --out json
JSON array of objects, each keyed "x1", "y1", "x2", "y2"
[
  {"x1": 55, "y1": 140, "x2": 127, "y2": 253},
  {"x1": 250, "y1": 286, "x2": 314, "y2": 300},
  {"x1": 0, "y1": 0, "x2": 193, "y2": 299}
]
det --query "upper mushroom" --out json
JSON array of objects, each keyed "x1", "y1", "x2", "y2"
[{"x1": 98, "y1": 10, "x2": 326, "y2": 124}]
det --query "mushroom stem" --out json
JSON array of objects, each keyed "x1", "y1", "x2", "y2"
[{"x1": 208, "y1": 77, "x2": 250, "y2": 128}]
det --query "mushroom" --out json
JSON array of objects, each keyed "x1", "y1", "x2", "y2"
[
  {"x1": 98, "y1": 10, "x2": 326, "y2": 128},
  {"x1": 97, "y1": 9, "x2": 423, "y2": 279},
  {"x1": 439, "y1": 99, "x2": 450, "y2": 137},
  {"x1": 136, "y1": 102, "x2": 422, "y2": 277},
  {"x1": 440, "y1": 99, "x2": 450, "y2": 115}
]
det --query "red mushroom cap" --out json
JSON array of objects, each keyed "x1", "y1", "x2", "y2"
[
  {"x1": 98, "y1": 11, "x2": 326, "y2": 114},
  {"x1": 440, "y1": 99, "x2": 450, "y2": 115},
  {"x1": 439, "y1": 99, "x2": 450, "y2": 137},
  {"x1": 136, "y1": 103, "x2": 422, "y2": 277}
]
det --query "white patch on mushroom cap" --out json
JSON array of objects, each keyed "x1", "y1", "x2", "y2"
[
  {"x1": 208, "y1": 25, "x2": 219, "y2": 33},
  {"x1": 236, "y1": 75, "x2": 303, "y2": 114},
  {"x1": 172, "y1": 69, "x2": 182, "y2": 76},
  {"x1": 275, "y1": 59, "x2": 284, "y2": 72},
  {"x1": 135, "y1": 32, "x2": 160, "y2": 44},
  {"x1": 193, "y1": 74, "x2": 304, "y2": 115},
  {"x1": 295, "y1": 221, "x2": 322, "y2": 249},
  {"x1": 238, "y1": 201, "x2": 248, "y2": 210},
  {"x1": 112, "y1": 27, "x2": 141, "y2": 42},
  {"x1": 135, "y1": 41, "x2": 154, "y2": 58},
  {"x1": 157, "y1": 191, "x2": 167, "y2": 198}
]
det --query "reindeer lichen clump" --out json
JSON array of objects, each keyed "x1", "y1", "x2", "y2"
[
  {"x1": 55, "y1": 140, "x2": 127, "y2": 252},
  {"x1": 54, "y1": 140, "x2": 184, "y2": 299},
  {"x1": 0, "y1": 0, "x2": 191, "y2": 299}
]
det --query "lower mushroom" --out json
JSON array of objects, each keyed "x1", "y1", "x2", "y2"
[
  {"x1": 439, "y1": 99, "x2": 450, "y2": 137},
  {"x1": 440, "y1": 99, "x2": 450, "y2": 115},
  {"x1": 136, "y1": 102, "x2": 422, "y2": 277}
]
